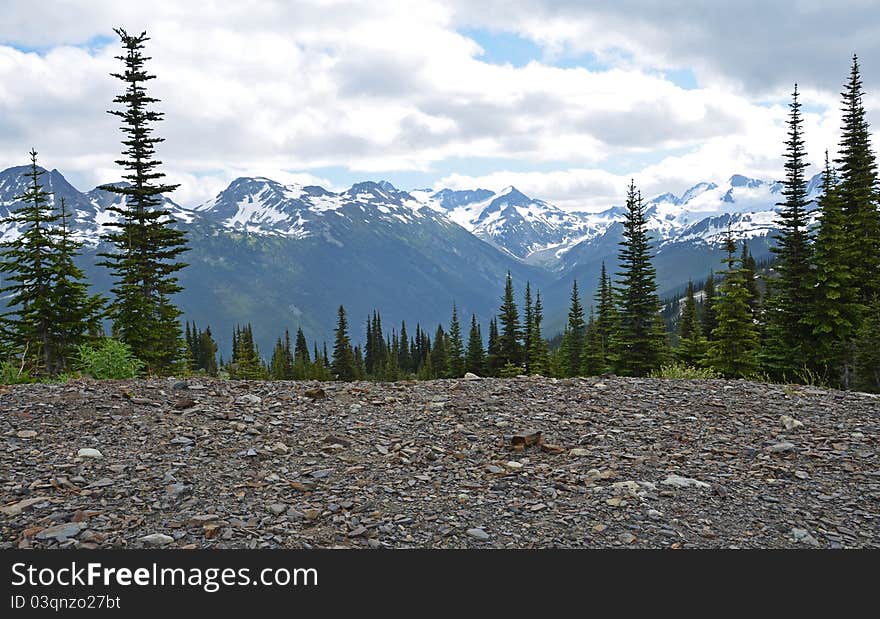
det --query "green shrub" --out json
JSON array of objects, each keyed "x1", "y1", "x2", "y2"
[
  {"x1": 500, "y1": 362, "x2": 524, "y2": 378},
  {"x1": 77, "y1": 339, "x2": 145, "y2": 380},
  {"x1": 0, "y1": 360, "x2": 33, "y2": 384},
  {"x1": 649, "y1": 362, "x2": 720, "y2": 380}
]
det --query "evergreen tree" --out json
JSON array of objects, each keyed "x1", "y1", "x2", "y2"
[
  {"x1": 294, "y1": 327, "x2": 310, "y2": 364},
  {"x1": 611, "y1": 181, "x2": 666, "y2": 376},
  {"x1": 431, "y1": 324, "x2": 448, "y2": 378},
  {"x1": 197, "y1": 326, "x2": 218, "y2": 376},
  {"x1": 269, "y1": 337, "x2": 288, "y2": 380},
  {"x1": 523, "y1": 283, "x2": 534, "y2": 372},
  {"x1": 497, "y1": 272, "x2": 523, "y2": 367},
  {"x1": 231, "y1": 324, "x2": 264, "y2": 379},
  {"x1": 805, "y1": 153, "x2": 860, "y2": 386},
  {"x1": 331, "y1": 305, "x2": 355, "y2": 381},
  {"x1": 47, "y1": 196, "x2": 105, "y2": 372},
  {"x1": 0, "y1": 152, "x2": 102, "y2": 374},
  {"x1": 353, "y1": 345, "x2": 365, "y2": 380},
  {"x1": 741, "y1": 243, "x2": 761, "y2": 321},
  {"x1": 707, "y1": 229, "x2": 759, "y2": 378},
  {"x1": 581, "y1": 310, "x2": 606, "y2": 376},
  {"x1": 763, "y1": 84, "x2": 814, "y2": 378},
  {"x1": 528, "y1": 292, "x2": 550, "y2": 375},
  {"x1": 486, "y1": 317, "x2": 502, "y2": 376},
  {"x1": 96, "y1": 29, "x2": 189, "y2": 374},
  {"x1": 466, "y1": 314, "x2": 485, "y2": 375},
  {"x1": 447, "y1": 304, "x2": 465, "y2": 377},
  {"x1": 835, "y1": 55, "x2": 880, "y2": 304},
  {"x1": 676, "y1": 281, "x2": 708, "y2": 366},
  {"x1": 595, "y1": 262, "x2": 617, "y2": 367},
  {"x1": 563, "y1": 280, "x2": 586, "y2": 376},
  {"x1": 0, "y1": 150, "x2": 60, "y2": 373},
  {"x1": 398, "y1": 321, "x2": 411, "y2": 374},
  {"x1": 701, "y1": 271, "x2": 718, "y2": 340}
]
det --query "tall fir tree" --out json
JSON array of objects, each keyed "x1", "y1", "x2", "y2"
[
  {"x1": 528, "y1": 292, "x2": 550, "y2": 375},
  {"x1": 0, "y1": 150, "x2": 61, "y2": 373},
  {"x1": 486, "y1": 317, "x2": 502, "y2": 376},
  {"x1": 331, "y1": 305, "x2": 355, "y2": 381},
  {"x1": 805, "y1": 153, "x2": 860, "y2": 387},
  {"x1": 707, "y1": 230, "x2": 759, "y2": 378},
  {"x1": 563, "y1": 280, "x2": 585, "y2": 376},
  {"x1": 835, "y1": 55, "x2": 880, "y2": 305},
  {"x1": 611, "y1": 180, "x2": 666, "y2": 376},
  {"x1": 497, "y1": 272, "x2": 523, "y2": 367},
  {"x1": 431, "y1": 324, "x2": 449, "y2": 378},
  {"x1": 595, "y1": 262, "x2": 617, "y2": 367},
  {"x1": 523, "y1": 282, "x2": 534, "y2": 372},
  {"x1": 447, "y1": 304, "x2": 465, "y2": 378},
  {"x1": 96, "y1": 29, "x2": 189, "y2": 374},
  {"x1": 466, "y1": 314, "x2": 485, "y2": 375},
  {"x1": 763, "y1": 84, "x2": 814, "y2": 378}
]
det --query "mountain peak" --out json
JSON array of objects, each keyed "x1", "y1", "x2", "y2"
[{"x1": 728, "y1": 174, "x2": 764, "y2": 189}]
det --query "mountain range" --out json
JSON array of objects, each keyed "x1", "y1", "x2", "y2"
[{"x1": 0, "y1": 165, "x2": 823, "y2": 354}]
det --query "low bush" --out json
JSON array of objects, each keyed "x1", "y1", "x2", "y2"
[{"x1": 77, "y1": 339, "x2": 145, "y2": 380}]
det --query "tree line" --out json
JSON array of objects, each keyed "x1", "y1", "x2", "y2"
[{"x1": 1, "y1": 33, "x2": 878, "y2": 392}]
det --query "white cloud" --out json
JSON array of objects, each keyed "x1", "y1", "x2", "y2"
[{"x1": 0, "y1": 0, "x2": 876, "y2": 207}]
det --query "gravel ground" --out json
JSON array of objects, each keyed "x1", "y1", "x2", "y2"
[{"x1": 1, "y1": 375, "x2": 878, "y2": 549}]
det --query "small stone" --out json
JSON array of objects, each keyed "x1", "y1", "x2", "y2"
[
  {"x1": 16, "y1": 430, "x2": 37, "y2": 439},
  {"x1": 569, "y1": 448, "x2": 590, "y2": 457},
  {"x1": 303, "y1": 508, "x2": 321, "y2": 521},
  {"x1": 304, "y1": 388, "x2": 326, "y2": 400},
  {"x1": 592, "y1": 524, "x2": 607, "y2": 533},
  {"x1": 511, "y1": 430, "x2": 542, "y2": 447},
  {"x1": 792, "y1": 528, "x2": 820, "y2": 547},
  {"x1": 486, "y1": 464, "x2": 505, "y2": 474},
  {"x1": 0, "y1": 496, "x2": 48, "y2": 517},
  {"x1": 463, "y1": 372, "x2": 481, "y2": 380},
  {"x1": 794, "y1": 470, "x2": 810, "y2": 480},
  {"x1": 348, "y1": 526, "x2": 367, "y2": 537},
  {"x1": 170, "y1": 436, "x2": 193, "y2": 445},
  {"x1": 272, "y1": 442, "x2": 290, "y2": 454},
  {"x1": 661, "y1": 474, "x2": 710, "y2": 489},
  {"x1": 236, "y1": 394, "x2": 262, "y2": 405},
  {"x1": 173, "y1": 398, "x2": 197, "y2": 410},
  {"x1": 611, "y1": 481, "x2": 642, "y2": 496},
  {"x1": 76, "y1": 448, "x2": 103, "y2": 459},
  {"x1": 504, "y1": 461, "x2": 523, "y2": 470},
  {"x1": 619, "y1": 532, "x2": 636, "y2": 544},
  {"x1": 647, "y1": 509, "x2": 664, "y2": 520},
  {"x1": 140, "y1": 533, "x2": 174, "y2": 546},
  {"x1": 310, "y1": 469, "x2": 332, "y2": 479},
  {"x1": 466, "y1": 528, "x2": 490, "y2": 541},
  {"x1": 780, "y1": 415, "x2": 803, "y2": 430},
  {"x1": 267, "y1": 503, "x2": 286, "y2": 515},
  {"x1": 165, "y1": 483, "x2": 191, "y2": 497},
  {"x1": 172, "y1": 381, "x2": 189, "y2": 391},
  {"x1": 767, "y1": 442, "x2": 796, "y2": 454},
  {"x1": 36, "y1": 522, "x2": 82, "y2": 542}
]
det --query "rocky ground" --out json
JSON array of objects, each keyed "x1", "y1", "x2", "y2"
[{"x1": 1, "y1": 376, "x2": 878, "y2": 549}]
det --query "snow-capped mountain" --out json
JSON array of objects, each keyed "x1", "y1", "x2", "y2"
[
  {"x1": 0, "y1": 166, "x2": 188, "y2": 244},
  {"x1": 0, "y1": 164, "x2": 825, "y2": 352}
]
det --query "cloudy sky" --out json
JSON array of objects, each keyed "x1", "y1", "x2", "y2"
[{"x1": 1, "y1": 0, "x2": 878, "y2": 210}]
